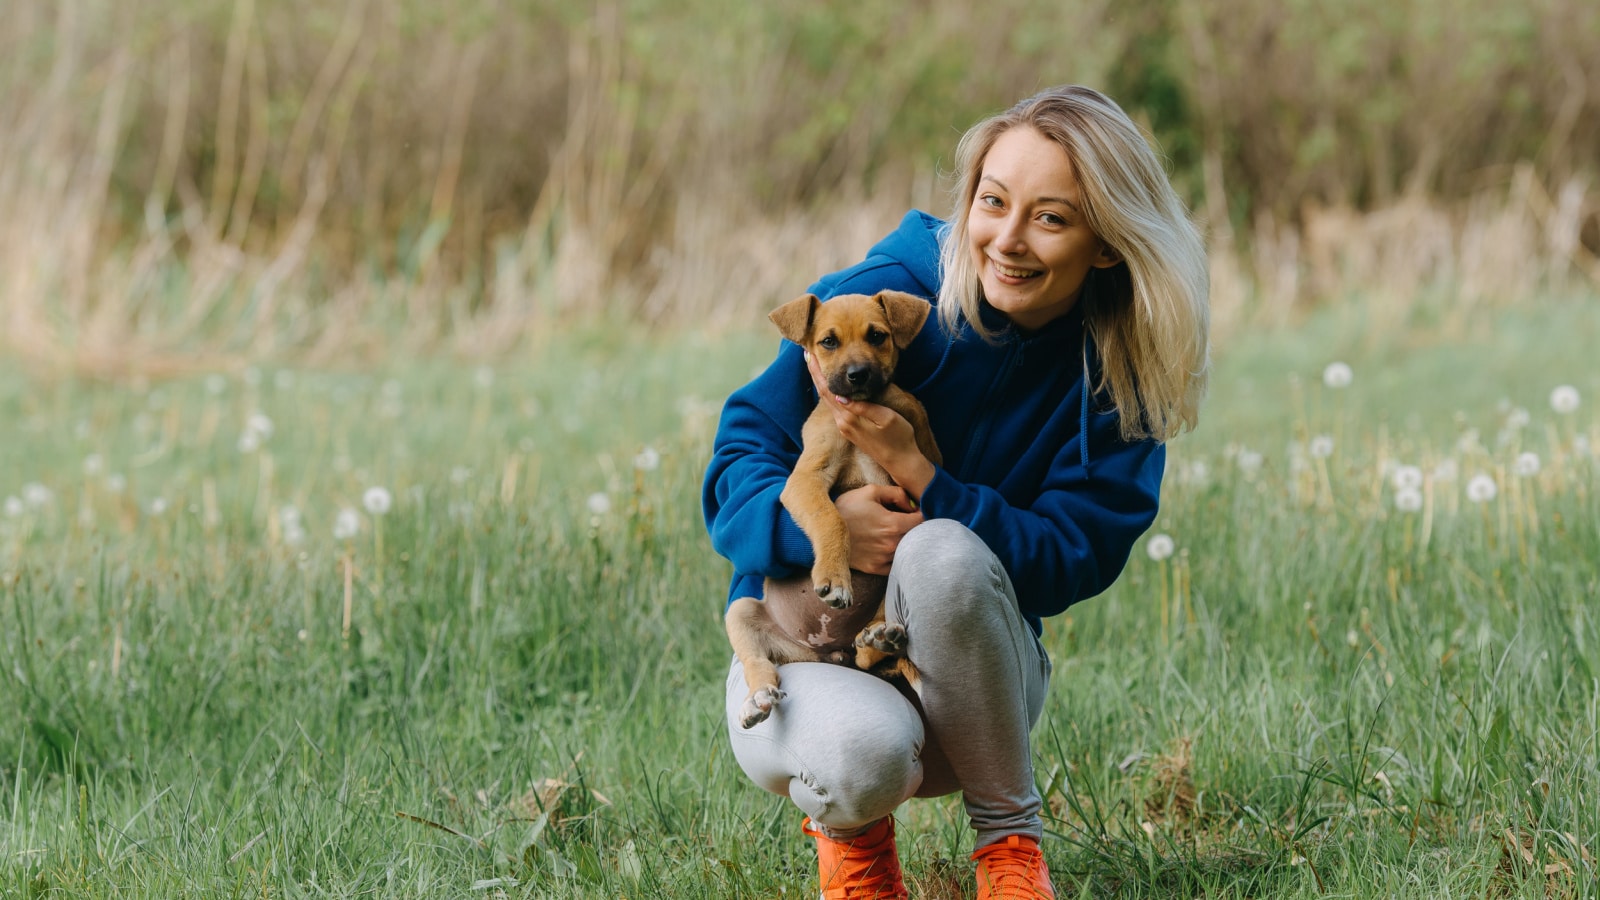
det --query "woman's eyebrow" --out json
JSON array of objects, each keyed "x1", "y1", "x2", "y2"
[{"x1": 980, "y1": 175, "x2": 1081, "y2": 213}]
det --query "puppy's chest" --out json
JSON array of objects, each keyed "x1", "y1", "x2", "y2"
[{"x1": 832, "y1": 447, "x2": 893, "y2": 495}]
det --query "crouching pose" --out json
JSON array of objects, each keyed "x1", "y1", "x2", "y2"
[{"x1": 703, "y1": 84, "x2": 1211, "y2": 899}]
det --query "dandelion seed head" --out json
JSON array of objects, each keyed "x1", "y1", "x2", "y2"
[
  {"x1": 1574, "y1": 435, "x2": 1591, "y2": 457},
  {"x1": 297, "y1": 629, "x2": 309, "y2": 641},
  {"x1": 279, "y1": 505, "x2": 302, "y2": 526},
  {"x1": 1394, "y1": 487, "x2": 1423, "y2": 513},
  {"x1": 1309, "y1": 435, "x2": 1335, "y2": 459},
  {"x1": 1346, "y1": 629, "x2": 1361, "y2": 648},
  {"x1": 237, "y1": 430, "x2": 262, "y2": 454},
  {"x1": 283, "y1": 523, "x2": 306, "y2": 546},
  {"x1": 450, "y1": 466, "x2": 473, "y2": 485},
  {"x1": 83, "y1": 453, "x2": 104, "y2": 476},
  {"x1": 105, "y1": 473, "x2": 126, "y2": 494},
  {"x1": 1466, "y1": 474, "x2": 1497, "y2": 504},
  {"x1": 1145, "y1": 533, "x2": 1175, "y2": 562},
  {"x1": 3, "y1": 496, "x2": 22, "y2": 517},
  {"x1": 246, "y1": 412, "x2": 274, "y2": 440},
  {"x1": 633, "y1": 446, "x2": 661, "y2": 472},
  {"x1": 362, "y1": 486, "x2": 393, "y2": 516},
  {"x1": 148, "y1": 497, "x2": 169, "y2": 516},
  {"x1": 1322, "y1": 361, "x2": 1353, "y2": 389},
  {"x1": 1236, "y1": 449, "x2": 1264, "y2": 475},
  {"x1": 333, "y1": 508, "x2": 361, "y2": 540},
  {"x1": 22, "y1": 483, "x2": 52, "y2": 508},
  {"x1": 1505, "y1": 407, "x2": 1530, "y2": 430},
  {"x1": 1390, "y1": 465, "x2": 1423, "y2": 492},
  {"x1": 586, "y1": 492, "x2": 612, "y2": 516},
  {"x1": 1513, "y1": 452, "x2": 1541, "y2": 478},
  {"x1": 1550, "y1": 385, "x2": 1580, "y2": 415}
]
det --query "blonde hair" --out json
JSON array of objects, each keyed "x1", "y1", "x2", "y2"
[{"x1": 937, "y1": 85, "x2": 1210, "y2": 442}]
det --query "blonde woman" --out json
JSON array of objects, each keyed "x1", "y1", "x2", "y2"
[{"x1": 703, "y1": 85, "x2": 1209, "y2": 899}]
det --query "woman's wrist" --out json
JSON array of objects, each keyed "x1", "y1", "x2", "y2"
[{"x1": 891, "y1": 454, "x2": 937, "y2": 504}]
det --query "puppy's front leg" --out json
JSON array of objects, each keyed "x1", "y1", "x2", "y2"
[{"x1": 782, "y1": 472, "x2": 853, "y2": 608}]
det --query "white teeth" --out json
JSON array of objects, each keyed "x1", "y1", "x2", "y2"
[{"x1": 995, "y1": 263, "x2": 1037, "y2": 278}]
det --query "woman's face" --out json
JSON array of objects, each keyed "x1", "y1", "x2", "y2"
[{"x1": 966, "y1": 126, "x2": 1121, "y2": 331}]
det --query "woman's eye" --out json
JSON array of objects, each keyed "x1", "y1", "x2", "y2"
[
  {"x1": 1040, "y1": 212, "x2": 1066, "y2": 226},
  {"x1": 979, "y1": 194, "x2": 1002, "y2": 208}
]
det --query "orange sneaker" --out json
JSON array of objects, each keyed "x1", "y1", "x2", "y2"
[
  {"x1": 801, "y1": 816, "x2": 909, "y2": 900},
  {"x1": 971, "y1": 834, "x2": 1056, "y2": 899}
]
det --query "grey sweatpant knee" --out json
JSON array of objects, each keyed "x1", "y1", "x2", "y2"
[{"x1": 723, "y1": 519, "x2": 1051, "y2": 846}]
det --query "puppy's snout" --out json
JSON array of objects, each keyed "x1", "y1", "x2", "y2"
[{"x1": 844, "y1": 365, "x2": 871, "y2": 387}]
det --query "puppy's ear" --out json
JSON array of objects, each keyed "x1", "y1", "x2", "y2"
[
  {"x1": 876, "y1": 291, "x2": 932, "y2": 349},
  {"x1": 768, "y1": 293, "x2": 819, "y2": 345}
]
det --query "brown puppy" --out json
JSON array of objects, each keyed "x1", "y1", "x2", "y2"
[{"x1": 726, "y1": 290, "x2": 942, "y2": 728}]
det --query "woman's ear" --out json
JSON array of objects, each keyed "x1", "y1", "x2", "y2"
[{"x1": 1092, "y1": 242, "x2": 1123, "y2": 268}]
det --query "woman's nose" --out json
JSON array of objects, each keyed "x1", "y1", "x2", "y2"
[{"x1": 995, "y1": 214, "x2": 1027, "y2": 255}]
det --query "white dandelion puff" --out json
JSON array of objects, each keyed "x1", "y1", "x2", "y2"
[
  {"x1": 22, "y1": 483, "x2": 52, "y2": 508},
  {"x1": 1505, "y1": 407, "x2": 1530, "y2": 430},
  {"x1": 633, "y1": 446, "x2": 661, "y2": 472},
  {"x1": 1466, "y1": 474, "x2": 1498, "y2": 504},
  {"x1": 105, "y1": 473, "x2": 126, "y2": 494},
  {"x1": 148, "y1": 497, "x2": 169, "y2": 516},
  {"x1": 1390, "y1": 465, "x2": 1423, "y2": 492},
  {"x1": 246, "y1": 412, "x2": 274, "y2": 440},
  {"x1": 333, "y1": 508, "x2": 361, "y2": 540},
  {"x1": 1309, "y1": 435, "x2": 1335, "y2": 459},
  {"x1": 237, "y1": 430, "x2": 262, "y2": 454},
  {"x1": 1146, "y1": 533, "x2": 1175, "y2": 562},
  {"x1": 1236, "y1": 449, "x2": 1264, "y2": 476},
  {"x1": 1550, "y1": 385, "x2": 1580, "y2": 415},
  {"x1": 586, "y1": 492, "x2": 612, "y2": 516},
  {"x1": 83, "y1": 453, "x2": 104, "y2": 476},
  {"x1": 1395, "y1": 487, "x2": 1423, "y2": 513},
  {"x1": 450, "y1": 466, "x2": 473, "y2": 485},
  {"x1": 283, "y1": 523, "x2": 306, "y2": 546},
  {"x1": 1513, "y1": 452, "x2": 1541, "y2": 478},
  {"x1": 1322, "y1": 361, "x2": 1353, "y2": 389},
  {"x1": 362, "y1": 487, "x2": 393, "y2": 516},
  {"x1": 3, "y1": 496, "x2": 22, "y2": 517},
  {"x1": 279, "y1": 505, "x2": 302, "y2": 527}
]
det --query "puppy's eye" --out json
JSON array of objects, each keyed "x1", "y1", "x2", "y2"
[
  {"x1": 819, "y1": 335, "x2": 840, "y2": 351},
  {"x1": 866, "y1": 329, "x2": 888, "y2": 346}
]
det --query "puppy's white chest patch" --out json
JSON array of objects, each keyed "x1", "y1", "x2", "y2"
[{"x1": 850, "y1": 452, "x2": 893, "y2": 488}]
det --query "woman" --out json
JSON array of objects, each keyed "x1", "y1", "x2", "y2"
[{"x1": 702, "y1": 85, "x2": 1209, "y2": 900}]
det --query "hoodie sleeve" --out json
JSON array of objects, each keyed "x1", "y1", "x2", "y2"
[{"x1": 916, "y1": 409, "x2": 1164, "y2": 621}]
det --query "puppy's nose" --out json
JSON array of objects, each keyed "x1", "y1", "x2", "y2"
[{"x1": 845, "y1": 365, "x2": 870, "y2": 386}]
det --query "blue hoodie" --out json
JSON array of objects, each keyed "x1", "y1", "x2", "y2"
[{"x1": 702, "y1": 210, "x2": 1164, "y2": 636}]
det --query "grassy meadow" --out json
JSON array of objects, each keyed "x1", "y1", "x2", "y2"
[
  {"x1": 2, "y1": 292, "x2": 1597, "y2": 898},
  {"x1": 4, "y1": 1, "x2": 1600, "y2": 897}
]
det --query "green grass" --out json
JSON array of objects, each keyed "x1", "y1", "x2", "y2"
[{"x1": 1, "y1": 305, "x2": 1597, "y2": 898}]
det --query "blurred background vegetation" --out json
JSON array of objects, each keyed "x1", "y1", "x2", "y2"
[{"x1": 2, "y1": 0, "x2": 1597, "y2": 371}]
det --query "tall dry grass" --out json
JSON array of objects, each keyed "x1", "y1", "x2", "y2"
[{"x1": 1, "y1": 0, "x2": 1598, "y2": 374}]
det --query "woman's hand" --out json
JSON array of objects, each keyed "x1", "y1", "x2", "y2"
[
  {"x1": 834, "y1": 484, "x2": 923, "y2": 575},
  {"x1": 804, "y1": 350, "x2": 936, "y2": 499}
]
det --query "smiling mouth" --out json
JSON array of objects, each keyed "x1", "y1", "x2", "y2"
[{"x1": 991, "y1": 260, "x2": 1041, "y2": 280}]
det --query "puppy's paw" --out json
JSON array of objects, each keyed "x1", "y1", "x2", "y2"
[
  {"x1": 812, "y1": 563, "x2": 855, "y2": 609},
  {"x1": 739, "y1": 686, "x2": 785, "y2": 729},
  {"x1": 855, "y1": 622, "x2": 908, "y2": 656}
]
